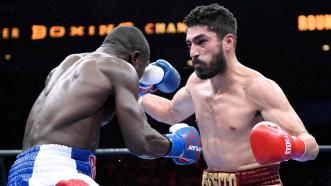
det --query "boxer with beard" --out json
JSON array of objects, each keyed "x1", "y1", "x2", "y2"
[{"x1": 138, "y1": 4, "x2": 319, "y2": 186}]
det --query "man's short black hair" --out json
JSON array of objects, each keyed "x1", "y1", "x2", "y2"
[
  {"x1": 102, "y1": 26, "x2": 150, "y2": 62},
  {"x1": 184, "y1": 4, "x2": 237, "y2": 45}
]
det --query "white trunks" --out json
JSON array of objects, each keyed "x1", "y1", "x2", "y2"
[{"x1": 7, "y1": 144, "x2": 98, "y2": 186}]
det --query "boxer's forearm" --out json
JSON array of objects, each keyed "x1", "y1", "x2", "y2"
[
  {"x1": 132, "y1": 128, "x2": 171, "y2": 159},
  {"x1": 296, "y1": 133, "x2": 319, "y2": 161},
  {"x1": 139, "y1": 95, "x2": 176, "y2": 125}
]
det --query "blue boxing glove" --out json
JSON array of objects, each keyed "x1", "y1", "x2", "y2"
[
  {"x1": 152, "y1": 59, "x2": 181, "y2": 93},
  {"x1": 164, "y1": 123, "x2": 202, "y2": 165},
  {"x1": 138, "y1": 59, "x2": 180, "y2": 96}
]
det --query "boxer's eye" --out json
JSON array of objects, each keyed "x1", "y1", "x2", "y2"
[
  {"x1": 186, "y1": 42, "x2": 192, "y2": 49},
  {"x1": 197, "y1": 39, "x2": 207, "y2": 46}
]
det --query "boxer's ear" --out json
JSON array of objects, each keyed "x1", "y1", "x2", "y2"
[
  {"x1": 222, "y1": 34, "x2": 235, "y2": 50},
  {"x1": 130, "y1": 51, "x2": 140, "y2": 66}
]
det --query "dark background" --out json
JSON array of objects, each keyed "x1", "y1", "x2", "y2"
[{"x1": 0, "y1": 0, "x2": 330, "y2": 185}]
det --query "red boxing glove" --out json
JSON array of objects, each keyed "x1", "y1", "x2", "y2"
[{"x1": 250, "y1": 121, "x2": 306, "y2": 165}]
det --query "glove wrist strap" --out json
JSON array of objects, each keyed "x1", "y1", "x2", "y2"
[
  {"x1": 164, "y1": 134, "x2": 184, "y2": 158},
  {"x1": 291, "y1": 136, "x2": 306, "y2": 160}
]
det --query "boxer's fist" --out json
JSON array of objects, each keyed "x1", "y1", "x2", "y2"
[
  {"x1": 250, "y1": 121, "x2": 306, "y2": 165},
  {"x1": 138, "y1": 64, "x2": 164, "y2": 96},
  {"x1": 138, "y1": 59, "x2": 180, "y2": 96},
  {"x1": 152, "y1": 59, "x2": 180, "y2": 93},
  {"x1": 164, "y1": 123, "x2": 202, "y2": 165}
]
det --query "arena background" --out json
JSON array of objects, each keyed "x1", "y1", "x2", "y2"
[{"x1": 0, "y1": 0, "x2": 330, "y2": 185}]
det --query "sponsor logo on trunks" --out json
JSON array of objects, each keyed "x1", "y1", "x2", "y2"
[{"x1": 203, "y1": 172, "x2": 237, "y2": 186}]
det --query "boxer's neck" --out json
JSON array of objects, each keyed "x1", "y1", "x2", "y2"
[{"x1": 209, "y1": 58, "x2": 244, "y2": 93}]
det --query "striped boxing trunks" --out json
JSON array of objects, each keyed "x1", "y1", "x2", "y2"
[
  {"x1": 7, "y1": 144, "x2": 98, "y2": 186},
  {"x1": 202, "y1": 164, "x2": 282, "y2": 186}
]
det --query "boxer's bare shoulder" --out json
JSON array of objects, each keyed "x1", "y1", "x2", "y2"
[
  {"x1": 84, "y1": 53, "x2": 138, "y2": 86},
  {"x1": 187, "y1": 72, "x2": 206, "y2": 84},
  {"x1": 245, "y1": 72, "x2": 284, "y2": 107},
  {"x1": 184, "y1": 72, "x2": 208, "y2": 93},
  {"x1": 45, "y1": 53, "x2": 89, "y2": 87}
]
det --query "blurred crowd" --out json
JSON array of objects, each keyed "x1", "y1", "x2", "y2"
[
  {"x1": 94, "y1": 153, "x2": 330, "y2": 186},
  {"x1": 1, "y1": 152, "x2": 330, "y2": 185},
  {"x1": 96, "y1": 157, "x2": 204, "y2": 186}
]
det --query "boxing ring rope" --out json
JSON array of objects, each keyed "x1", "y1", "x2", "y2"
[
  {"x1": 0, "y1": 148, "x2": 132, "y2": 157},
  {"x1": 0, "y1": 145, "x2": 330, "y2": 157}
]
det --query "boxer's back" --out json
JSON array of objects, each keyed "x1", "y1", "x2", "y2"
[{"x1": 23, "y1": 53, "x2": 115, "y2": 151}]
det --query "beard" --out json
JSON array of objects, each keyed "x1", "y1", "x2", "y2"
[{"x1": 192, "y1": 49, "x2": 227, "y2": 80}]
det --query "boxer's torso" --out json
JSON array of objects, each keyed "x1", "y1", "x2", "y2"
[
  {"x1": 23, "y1": 52, "x2": 117, "y2": 151},
  {"x1": 188, "y1": 65, "x2": 270, "y2": 171}
]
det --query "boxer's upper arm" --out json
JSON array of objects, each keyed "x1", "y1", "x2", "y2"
[
  {"x1": 247, "y1": 77, "x2": 307, "y2": 135},
  {"x1": 108, "y1": 63, "x2": 145, "y2": 120},
  {"x1": 102, "y1": 61, "x2": 143, "y2": 123},
  {"x1": 106, "y1": 62, "x2": 169, "y2": 155},
  {"x1": 113, "y1": 70, "x2": 147, "y2": 130},
  {"x1": 167, "y1": 72, "x2": 196, "y2": 122},
  {"x1": 169, "y1": 86, "x2": 195, "y2": 122}
]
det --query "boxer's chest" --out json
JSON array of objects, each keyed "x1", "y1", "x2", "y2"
[{"x1": 192, "y1": 84, "x2": 258, "y2": 132}]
